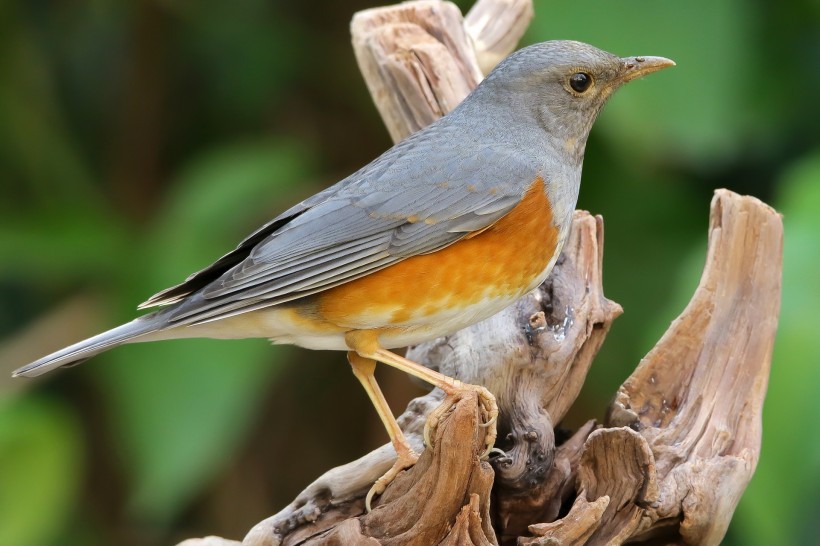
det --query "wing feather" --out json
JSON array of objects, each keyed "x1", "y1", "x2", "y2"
[
  {"x1": 143, "y1": 123, "x2": 540, "y2": 326},
  {"x1": 163, "y1": 186, "x2": 524, "y2": 325},
  {"x1": 173, "y1": 255, "x2": 397, "y2": 324},
  {"x1": 209, "y1": 232, "x2": 391, "y2": 296}
]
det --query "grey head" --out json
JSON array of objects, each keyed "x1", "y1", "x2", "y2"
[{"x1": 455, "y1": 40, "x2": 675, "y2": 164}]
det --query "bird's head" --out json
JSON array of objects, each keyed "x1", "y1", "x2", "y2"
[{"x1": 472, "y1": 40, "x2": 674, "y2": 160}]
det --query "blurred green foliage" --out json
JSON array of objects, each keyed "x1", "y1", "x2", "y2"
[
  {"x1": 0, "y1": 0, "x2": 817, "y2": 544},
  {"x1": 0, "y1": 396, "x2": 82, "y2": 545}
]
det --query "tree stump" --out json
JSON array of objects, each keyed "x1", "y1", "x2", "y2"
[{"x1": 178, "y1": 1, "x2": 781, "y2": 544}]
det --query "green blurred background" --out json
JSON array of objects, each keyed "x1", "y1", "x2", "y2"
[{"x1": 1, "y1": 0, "x2": 818, "y2": 544}]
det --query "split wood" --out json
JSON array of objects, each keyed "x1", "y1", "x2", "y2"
[{"x1": 178, "y1": 1, "x2": 781, "y2": 544}]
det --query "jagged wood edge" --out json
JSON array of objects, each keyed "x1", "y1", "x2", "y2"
[{"x1": 526, "y1": 190, "x2": 782, "y2": 546}]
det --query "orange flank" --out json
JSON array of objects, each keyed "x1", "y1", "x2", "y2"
[{"x1": 309, "y1": 177, "x2": 558, "y2": 329}]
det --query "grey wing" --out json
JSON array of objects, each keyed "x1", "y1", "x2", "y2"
[
  {"x1": 161, "y1": 182, "x2": 524, "y2": 325},
  {"x1": 140, "y1": 115, "x2": 538, "y2": 325},
  {"x1": 138, "y1": 182, "x2": 343, "y2": 309}
]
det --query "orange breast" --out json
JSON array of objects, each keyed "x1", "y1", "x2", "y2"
[{"x1": 306, "y1": 177, "x2": 558, "y2": 329}]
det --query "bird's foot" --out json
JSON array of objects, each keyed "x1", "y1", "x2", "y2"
[
  {"x1": 366, "y1": 445, "x2": 419, "y2": 512},
  {"x1": 423, "y1": 383, "x2": 498, "y2": 458}
]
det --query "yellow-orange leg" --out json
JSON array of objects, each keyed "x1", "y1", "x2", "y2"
[
  {"x1": 346, "y1": 331, "x2": 498, "y2": 462},
  {"x1": 347, "y1": 352, "x2": 419, "y2": 512}
]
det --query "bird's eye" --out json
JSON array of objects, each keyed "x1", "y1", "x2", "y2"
[{"x1": 569, "y1": 72, "x2": 592, "y2": 93}]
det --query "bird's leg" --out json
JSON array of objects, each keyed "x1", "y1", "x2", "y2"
[
  {"x1": 346, "y1": 331, "x2": 498, "y2": 459},
  {"x1": 371, "y1": 347, "x2": 498, "y2": 455},
  {"x1": 347, "y1": 351, "x2": 419, "y2": 512}
]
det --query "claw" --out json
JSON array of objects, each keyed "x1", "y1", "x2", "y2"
[
  {"x1": 486, "y1": 447, "x2": 507, "y2": 458},
  {"x1": 479, "y1": 413, "x2": 498, "y2": 428},
  {"x1": 365, "y1": 447, "x2": 419, "y2": 512},
  {"x1": 473, "y1": 387, "x2": 499, "y2": 457},
  {"x1": 423, "y1": 385, "x2": 499, "y2": 460},
  {"x1": 423, "y1": 394, "x2": 453, "y2": 449},
  {"x1": 480, "y1": 441, "x2": 498, "y2": 459},
  {"x1": 364, "y1": 476, "x2": 387, "y2": 514},
  {"x1": 365, "y1": 482, "x2": 381, "y2": 513}
]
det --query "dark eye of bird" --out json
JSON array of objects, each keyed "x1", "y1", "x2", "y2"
[{"x1": 569, "y1": 72, "x2": 592, "y2": 93}]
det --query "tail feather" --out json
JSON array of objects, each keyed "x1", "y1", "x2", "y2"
[{"x1": 12, "y1": 316, "x2": 163, "y2": 378}]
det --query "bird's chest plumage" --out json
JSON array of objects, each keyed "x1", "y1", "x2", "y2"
[{"x1": 275, "y1": 177, "x2": 561, "y2": 348}]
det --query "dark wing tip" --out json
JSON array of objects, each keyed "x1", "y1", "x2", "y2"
[
  {"x1": 137, "y1": 287, "x2": 186, "y2": 310},
  {"x1": 137, "y1": 211, "x2": 309, "y2": 310}
]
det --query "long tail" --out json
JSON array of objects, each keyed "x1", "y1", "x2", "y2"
[{"x1": 12, "y1": 314, "x2": 166, "y2": 378}]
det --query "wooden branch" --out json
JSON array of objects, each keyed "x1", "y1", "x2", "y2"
[
  {"x1": 522, "y1": 190, "x2": 782, "y2": 545},
  {"x1": 464, "y1": 0, "x2": 534, "y2": 74},
  {"x1": 351, "y1": 0, "x2": 532, "y2": 143},
  {"x1": 600, "y1": 191, "x2": 780, "y2": 545},
  {"x1": 241, "y1": 392, "x2": 496, "y2": 545},
  {"x1": 179, "y1": 1, "x2": 780, "y2": 544}
]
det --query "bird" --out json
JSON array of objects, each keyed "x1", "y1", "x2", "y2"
[{"x1": 13, "y1": 40, "x2": 673, "y2": 510}]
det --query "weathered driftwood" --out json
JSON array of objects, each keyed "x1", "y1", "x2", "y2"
[
  {"x1": 523, "y1": 190, "x2": 782, "y2": 546},
  {"x1": 350, "y1": 0, "x2": 532, "y2": 142},
  {"x1": 179, "y1": 1, "x2": 781, "y2": 544},
  {"x1": 463, "y1": 0, "x2": 534, "y2": 75},
  {"x1": 595, "y1": 190, "x2": 781, "y2": 545}
]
